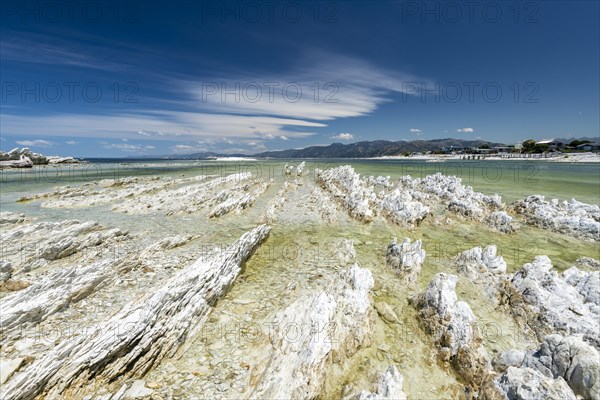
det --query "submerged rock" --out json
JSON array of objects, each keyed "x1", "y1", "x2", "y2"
[{"x1": 336, "y1": 239, "x2": 357, "y2": 264}]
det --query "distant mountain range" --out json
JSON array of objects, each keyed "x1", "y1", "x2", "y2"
[
  {"x1": 160, "y1": 136, "x2": 599, "y2": 160},
  {"x1": 175, "y1": 138, "x2": 505, "y2": 159},
  {"x1": 253, "y1": 138, "x2": 506, "y2": 158}
]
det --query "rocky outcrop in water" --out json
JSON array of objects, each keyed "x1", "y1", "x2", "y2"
[
  {"x1": 0, "y1": 212, "x2": 27, "y2": 225},
  {"x1": 316, "y1": 166, "x2": 376, "y2": 222},
  {"x1": 308, "y1": 187, "x2": 339, "y2": 223},
  {"x1": 520, "y1": 334, "x2": 599, "y2": 399},
  {"x1": 208, "y1": 181, "x2": 270, "y2": 218},
  {"x1": 575, "y1": 257, "x2": 600, "y2": 270},
  {"x1": 399, "y1": 173, "x2": 517, "y2": 233},
  {"x1": 0, "y1": 219, "x2": 128, "y2": 274},
  {"x1": 484, "y1": 211, "x2": 519, "y2": 233},
  {"x1": 512, "y1": 195, "x2": 600, "y2": 241},
  {"x1": 385, "y1": 237, "x2": 425, "y2": 286},
  {"x1": 416, "y1": 272, "x2": 585, "y2": 399},
  {"x1": 248, "y1": 263, "x2": 374, "y2": 399},
  {"x1": 501, "y1": 256, "x2": 600, "y2": 349},
  {"x1": 263, "y1": 180, "x2": 293, "y2": 223},
  {"x1": 494, "y1": 366, "x2": 577, "y2": 400},
  {"x1": 376, "y1": 188, "x2": 430, "y2": 226},
  {"x1": 0, "y1": 148, "x2": 79, "y2": 168},
  {"x1": 0, "y1": 225, "x2": 271, "y2": 400},
  {"x1": 316, "y1": 167, "x2": 518, "y2": 231},
  {"x1": 494, "y1": 337, "x2": 597, "y2": 399},
  {"x1": 454, "y1": 245, "x2": 508, "y2": 303},
  {"x1": 0, "y1": 259, "x2": 116, "y2": 343},
  {"x1": 416, "y1": 273, "x2": 497, "y2": 396},
  {"x1": 0, "y1": 261, "x2": 13, "y2": 283}
]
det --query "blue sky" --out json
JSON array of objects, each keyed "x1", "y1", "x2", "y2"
[{"x1": 1, "y1": 0, "x2": 598, "y2": 157}]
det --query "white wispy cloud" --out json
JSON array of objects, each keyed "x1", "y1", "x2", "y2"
[
  {"x1": 1, "y1": 48, "x2": 430, "y2": 153},
  {"x1": 1, "y1": 30, "x2": 130, "y2": 71},
  {"x1": 102, "y1": 143, "x2": 156, "y2": 153},
  {"x1": 456, "y1": 128, "x2": 474, "y2": 133},
  {"x1": 1, "y1": 112, "x2": 324, "y2": 142},
  {"x1": 66, "y1": 140, "x2": 79, "y2": 145},
  {"x1": 15, "y1": 139, "x2": 54, "y2": 147},
  {"x1": 184, "y1": 55, "x2": 427, "y2": 124},
  {"x1": 330, "y1": 133, "x2": 354, "y2": 141}
]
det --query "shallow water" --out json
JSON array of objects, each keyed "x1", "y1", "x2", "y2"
[
  {"x1": 0, "y1": 159, "x2": 598, "y2": 398},
  {"x1": 2, "y1": 159, "x2": 599, "y2": 205}
]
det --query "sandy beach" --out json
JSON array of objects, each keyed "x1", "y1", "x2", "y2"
[{"x1": 371, "y1": 152, "x2": 600, "y2": 163}]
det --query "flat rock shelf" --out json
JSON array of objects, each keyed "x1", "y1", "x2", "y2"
[{"x1": 0, "y1": 162, "x2": 598, "y2": 400}]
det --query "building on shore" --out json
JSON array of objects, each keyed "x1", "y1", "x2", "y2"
[
  {"x1": 536, "y1": 139, "x2": 564, "y2": 150},
  {"x1": 576, "y1": 142, "x2": 600, "y2": 151}
]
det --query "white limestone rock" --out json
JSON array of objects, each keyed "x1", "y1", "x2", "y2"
[
  {"x1": 385, "y1": 237, "x2": 425, "y2": 286},
  {"x1": 512, "y1": 195, "x2": 600, "y2": 241},
  {"x1": 493, "y1": 349, "x2": 526, "y2": 372},
  {"x1": 562, "y1": 266, "x2": 600, "y2": 306},
  {"x1": 0, "y1": 259, "x2": 116, "y2": 342},
  {"x1": 262, "y1": 180, "x2": 294, "y2": 223},
  {"x1": 575, "y1": 257, "x2": 600, "y2": 270},
  {"x1": 0, "y1": 225, "x2": 271, "y2": 400},
  {"x1": 352, "y1": 366, "x2": 407, "y2": 400},
  {"x1": 208, "y1": 180, "x2": 270, "y2": 218},
  {"x1": 506, "y1": 256, "x2": 600, "y2": 348},
  {"x1": 336, "y1": 239, "x2": 357, "y2": 264},
  {"x1": 309, "y1": 187, "x2": 338, "y2": 223},
  {"x1": 455, "y1": 245, "x2": 507, "y2": 279},
  {"x1": 248, "y1": 263, "x2": 374, "y2": 399},
  {"x1": 376, "y1": 188, "x2": 430, "y2": 226},
  {"x1": 0, "y1": 358, "x2": 24, "y2": 385},
  {"x1": 494, "y1": 366, "x2": 577, "y2": 400},
  {"x1": 417, "y1": 273, "x2": 500, "y2": 397},
  {"x1": 485, "y1": 210, "x2": 519, "y2": 233},
  {"x1": 0, "y1": 260, "x2": 13, "y2": 282},
  {"x1": 522, "y1": 334, "x2": 600, "y2": 400},
  {"x1": 123, "y1": 380, "x2": 153, "y2": 399},
  {"x1": 418, "y1": 273, "x2": 480, "y2": 358},
  {"x1": 0, "y1": 212, "x2": 27, "y2": 225},
  {"x1": 316, "y1": 166, "x2": 375, "y2": 222},
  {"x1": 454, "y1": 245, "x2": 508, "y2": 302}
]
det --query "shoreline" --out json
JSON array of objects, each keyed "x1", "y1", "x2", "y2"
[{"x1": 369, "y1": 152, "x2": 600, "y2": 163}]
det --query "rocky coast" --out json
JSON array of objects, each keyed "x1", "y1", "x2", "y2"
[{"x1": 0, "y1": 162, "x2": 597, "y2": 399}]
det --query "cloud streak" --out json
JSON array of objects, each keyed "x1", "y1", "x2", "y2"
[
  {"x1": 15, "y1": 139, "x2": 54, "y2": 147},
  {"x1": 330, "y1": 133, "x2": 354, "y2": 140}
]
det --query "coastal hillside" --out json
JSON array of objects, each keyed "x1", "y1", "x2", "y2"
[{"x1": 175, "y1": 139, "x2": 506, "y2": 159}]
